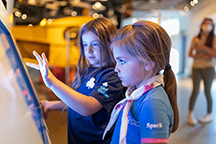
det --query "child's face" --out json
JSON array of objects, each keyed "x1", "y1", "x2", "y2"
[
  {"x1": 82, "y1": 31, "x2": 101, "y2": 67},
  {"x1": 113, "y1": 46, "x2": 148, "y2": 88}
]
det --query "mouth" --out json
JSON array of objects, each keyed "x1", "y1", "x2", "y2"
[
  {"x1": 88, "y1": 56, "x2": 95, "y2": 59},
  {"x1": 118, "y1": 76, "x2": 123, "y2": 80}
]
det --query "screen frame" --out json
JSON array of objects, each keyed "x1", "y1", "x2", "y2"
[{"x1": 0, "y1": 20, "x2": 50, "y2": 144}]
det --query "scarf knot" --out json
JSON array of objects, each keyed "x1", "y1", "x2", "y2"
[{"x1": 127, "y1": 99, "x2": 132, "y2": 102}]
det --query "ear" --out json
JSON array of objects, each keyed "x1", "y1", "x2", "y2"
[{"x1": 145, "y1": 62, "x2": 155, "y2": 71}]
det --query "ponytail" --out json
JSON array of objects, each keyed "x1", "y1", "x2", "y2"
[{"x1": 163, "y1": 69, "x2": 179, "y2": 133}]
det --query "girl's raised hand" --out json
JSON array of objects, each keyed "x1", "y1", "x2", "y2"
[{"x1": 26, "y1": 51, "x2": 54, "y2": 88}]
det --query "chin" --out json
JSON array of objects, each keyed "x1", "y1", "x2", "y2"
[
  {"x1": 122, "y1": 82, "x2": 130, "y2": 87},
  {"x1": 89, "y1": 62, "x2": 100, "y2": 67}
]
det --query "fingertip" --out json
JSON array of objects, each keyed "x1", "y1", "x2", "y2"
[
  {"x1": 42, "y1": 53, "x2": 46, "y2": 57},
  {"x1": 42, "y1": 53, "x2": 48, "y2": 62},
  {"x1": 33, "y1": 51, "x2": 37, "y2": 57},
  {"x1": 42, "y1": 53, "x2": 45, "y2": 59}
]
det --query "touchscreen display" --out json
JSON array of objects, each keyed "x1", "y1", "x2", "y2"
[{"x1": 0, "y1": 20, "x2": 51, "y2": 144}]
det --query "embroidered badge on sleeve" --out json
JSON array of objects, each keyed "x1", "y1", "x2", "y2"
[{"x1": 98, "y1": 82, "x2": 109, "y2": 98}]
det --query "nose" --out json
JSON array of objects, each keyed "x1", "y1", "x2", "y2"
[
  {"x1": 114, "y1": 64, "x2": 120, "y2": 73},
  {"x1": 87, "y1": 45, "x2": 93, "y2": 53}
]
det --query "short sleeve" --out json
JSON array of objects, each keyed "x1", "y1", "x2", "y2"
[
  {"x1": 89, "y1": 69, "x2": 124, "y2": 113},
  {"x1": 137, "y1": 95, "x2": 173, "y2": 139}
]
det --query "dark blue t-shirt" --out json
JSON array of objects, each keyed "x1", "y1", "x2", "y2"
[{"x1": 68, "y1": 66, "x2": 124, "y2": 144}]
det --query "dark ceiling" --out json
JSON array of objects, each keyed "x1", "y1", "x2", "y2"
[{"x1": 12, "y1": 0, "x2": 191, "y2": 27}]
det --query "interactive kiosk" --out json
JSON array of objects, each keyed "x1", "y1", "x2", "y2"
[{"x1": 0, "y1": 20, "x2": 51, "y2": 144}]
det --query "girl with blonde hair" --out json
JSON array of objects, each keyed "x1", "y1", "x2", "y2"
[{"x1": 103, "y1": 20, "x2": 179, "y2": 144}]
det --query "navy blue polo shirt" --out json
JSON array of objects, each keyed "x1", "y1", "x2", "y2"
[{"x1": 68, "y1": 66, "x2": 124, "y2": 144}]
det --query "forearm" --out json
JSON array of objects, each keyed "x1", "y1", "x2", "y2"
[
  {"x1": 48, "y1": 100, "x2": 68, "y2": 111},
  {"x1": 49, "y1": 78, "x2": 102, "y2": 116},
  {"x1": 203, "y1": 46, "x2": 216, "y2": 57},
  {"x1": 189, "y1": 53, "x2": 203, "y2": 58}
]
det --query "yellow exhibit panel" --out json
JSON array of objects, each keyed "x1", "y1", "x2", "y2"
[{"x1": 12, "y1": 16, "x2": 94, "y2": 67}]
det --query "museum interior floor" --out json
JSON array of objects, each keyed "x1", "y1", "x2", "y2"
[{"x1": 28, "y1": 67, "x2": 216, "y2": 144}]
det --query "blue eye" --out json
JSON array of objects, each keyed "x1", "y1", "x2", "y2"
[
  {"x1": 119, "y1": 59, "x2": 125, "y2": 65},
  {"x1": 92, "y1": 42, "x2": 99, "y2": 47},
  {"x1": 83, "y1": 43, "x2": 87, "y2": 47}
]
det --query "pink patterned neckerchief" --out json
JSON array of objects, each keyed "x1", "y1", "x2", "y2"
[{"x1": 102, "y1": 75, "x2": 164, "y2": 144}]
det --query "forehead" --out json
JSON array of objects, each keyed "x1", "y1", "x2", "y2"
[
  {"x1": 82, "y1": 31, "x2": 99, "y2": 41},
  {"x1": 203, "y1": 20, "x2": 213, "y2": 25},
  {"x1": 113, "y1": 45, "x2": 131, "y2": 58}
]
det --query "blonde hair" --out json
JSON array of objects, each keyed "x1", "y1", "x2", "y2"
[
  {"x1": 73, "y1": 17, "x2": 117, "y2": 89},
  {"x1": 112, "y1": 20, "x2": 179, "y2": 133}
]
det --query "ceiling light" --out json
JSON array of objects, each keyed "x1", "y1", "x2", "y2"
[
  {"x1": 21, "y1": 14, "x2": 27, "y2": 20},
  {"x1": 92, "y1": 2, "x2": 106, "y2": 11},
  {"x1": 92, "y1": 13, "x2": 99, "y2": 18},
  {"x1": 47, "y1": 19, "x2": 53, "y2": 24},
  {"x1": 190, "y1": 1, "x2": 195, "y2": 6},
  {"x1": 15, "y1": 11, "x2": 22, "y2": 17},
  {"x1": 184, "y1": 5, "x2": 189, "y2": 11},
  {"x1": 71, "y1": 11, "x2": 77, "y2": 17},
  {"x1": 99, "y1": 14, "x2": 104, "y2": 18},
  {"x1": 193, "y1": 0, "x2": 198, "y2": 4}
]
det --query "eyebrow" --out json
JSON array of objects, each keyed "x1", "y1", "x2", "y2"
[
  {"x1": 82, "y1": 40, "x2": 99, "y2": 43},
  {"x1": 116, "y1": 56, "x2": 127, "y2": 60}
]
